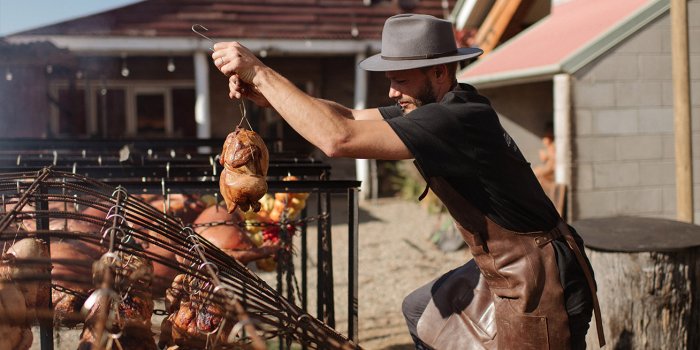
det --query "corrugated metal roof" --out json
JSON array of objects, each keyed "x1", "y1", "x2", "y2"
[
  {"x1": 14, "y1": 0, "x2": 455, "y2": 40},
  {"x1": 458, "y1": 0, "x2": 667, "y2": 87}
]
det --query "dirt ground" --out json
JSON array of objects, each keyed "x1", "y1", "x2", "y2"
[
  {"x1": 31, "y1": 196, "x2": 471, "y2": 350},
  {"x1": 256, "y1": 196, "x2": 473, "y2": 349}
]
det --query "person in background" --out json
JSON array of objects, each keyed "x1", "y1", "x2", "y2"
[{"x1": 212, "y1": 13, "x2": 603, "y2": 350}]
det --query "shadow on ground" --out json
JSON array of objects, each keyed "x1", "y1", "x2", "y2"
[
  {"x1": 305, "y1": 194, "x2": 388, "y2": 226},
  {"x1": 382, "y1": 344, "x2": 416, "y2": 350}
]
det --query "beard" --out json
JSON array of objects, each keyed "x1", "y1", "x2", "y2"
[{"x1": 399, "y1": 82, "x2": 436, "y2": 115}]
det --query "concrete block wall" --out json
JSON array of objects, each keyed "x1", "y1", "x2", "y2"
[{"x1": 572, "y1": 0, "x2": 700, "y2": 221}]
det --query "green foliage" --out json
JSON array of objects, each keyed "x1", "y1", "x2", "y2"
[{"x1": 388, "y1": 160, "x2": 445, "y2": 214}]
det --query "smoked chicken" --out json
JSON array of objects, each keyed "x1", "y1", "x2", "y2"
[
  {"x1": 0, "y1": 282, "x2": 32, "y2": 350},
  {"x1": 219, "y1": 127, "x2": 269, "y2": 213},
  {"x1": 78, "y1": 252, "x2": 157, "y2": 350},
  {"x1": 0, "y1": 238, "x2": 50, "y2": 350},
  {"x1": 159, "y1": 274, "x2": 235, "y2": 349},
  {"x1": 50, "y1": 240, "x2": 102, "y2": 327}
]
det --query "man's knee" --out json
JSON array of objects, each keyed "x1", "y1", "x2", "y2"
[{"x1": 402, "y1": 282, "x2": 433, "y2": 335}]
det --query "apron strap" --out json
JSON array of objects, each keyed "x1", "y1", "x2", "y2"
[{"x1": 558, "y1": 222, "x2": 606, "y2": 348}]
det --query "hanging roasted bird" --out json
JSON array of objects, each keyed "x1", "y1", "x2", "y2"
[{"x1": 219, "y1": 127, "x2": 269, "y2": 213}]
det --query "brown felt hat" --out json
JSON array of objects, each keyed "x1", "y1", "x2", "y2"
[{"x1": 359, "y1": 14, "x2": 483, "y2": 72}]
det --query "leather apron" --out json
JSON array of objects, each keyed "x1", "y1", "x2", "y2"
[{"x1": 415, "y1": 176, "x2": 603, "y2": 350}]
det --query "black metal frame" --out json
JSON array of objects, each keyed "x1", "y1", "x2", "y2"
[{"x1": 0, "y1": 138, "x2": 362, "y2": 347}]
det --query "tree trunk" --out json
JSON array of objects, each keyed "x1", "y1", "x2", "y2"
[{"x1": 584, "y1": 247, "x2": 700, "y2": 349}]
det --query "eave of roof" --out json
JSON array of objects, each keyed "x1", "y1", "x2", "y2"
[
  {"x1": 458, "y1": 0, "x2": 668, "y2": 88},
  {"x1": 3, "y1": 0, "x2": 456, "y2": 55}
]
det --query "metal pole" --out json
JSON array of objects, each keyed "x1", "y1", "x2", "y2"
[
  {"x1": 347, "y1": 188, "x2": 359, "y2": 342},
  {"x1": 671, "y1": 0, "x2": 694, "y2": 223},
  {"x1": 35, "y1": 185, "x2": 54, "y2": 350}
]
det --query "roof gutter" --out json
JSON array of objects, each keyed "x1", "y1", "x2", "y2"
[
  {"x1": 4, "y1": 35, "x2": 382, "y2": 56},
  {"x1": 459, "y1": 63, "x2": 560, "y2": 88}
]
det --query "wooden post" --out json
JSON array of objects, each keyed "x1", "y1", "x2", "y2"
[{"x1": 671, "y1": 0, "x2": 693, "y2": 223}]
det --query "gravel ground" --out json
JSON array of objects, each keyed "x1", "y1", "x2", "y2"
[{"x1": 31, "y1": 196, "x2": 471, "y2": 350}]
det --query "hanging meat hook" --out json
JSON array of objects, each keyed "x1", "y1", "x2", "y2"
[{"x1": 192, "y1": 24, "x2": 216, "y2": 51}]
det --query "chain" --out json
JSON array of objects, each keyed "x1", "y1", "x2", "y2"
[
  {"x1": 191, "y1": 212, "x2": 329, "y2": 229},
  {"x1": 51, "y1": 284, "x2": 88, "y2": 299}
]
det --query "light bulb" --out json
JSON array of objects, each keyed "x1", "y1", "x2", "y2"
[
  {"x1": 167, "y1": 58, "x2": 176, "y2": 72},
  {"x1": 5, "y1": 70, "x2": 12, "y2": 81},
  {"x1": 259, "y1": 49, "x2": 268, "y2": 58},
  {"x1": 121, "y1": 66, "x2": 130, "y2": 77}
]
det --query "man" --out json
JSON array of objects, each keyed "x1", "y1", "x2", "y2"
[{"x1": 213, "y1": 13, "x2": 603, "y2": 350}]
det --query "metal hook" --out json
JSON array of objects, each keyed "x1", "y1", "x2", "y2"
[
  {"x1": 52, "y1": 150, "x2": 58, "y2": 166},
  {"x1": 16, "y1": 154, "x2": 21, "y2": 166},
  {"x1": 209, "y1": 156, "x2": 217, "y2": 177},
  {"x1": 192, "y1": 24, "x2": 216, "y2": 51},
  {"x1": 198, "y1": 261, "x2": 219, "y2": 276}
]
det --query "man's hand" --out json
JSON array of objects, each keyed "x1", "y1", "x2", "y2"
[
  {"x1": 212, "y1": 41, "x2": 263, "y2": 83},
  {"x1": 229, "y1": 74, "x2": 271, "y2": 108}
]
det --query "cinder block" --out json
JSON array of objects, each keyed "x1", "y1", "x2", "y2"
[
  {"x1": 662, "y1": 134, "x2": 676, "y2": 159},
  {"x1": 691, "y1": 28, "x2": 700, "y2": 54},
  {"x1": 663, "y1": 186, "x2": 677, "y2": 213},
  {"x1": 692, "y1": 81, "x2": 700, "y2": 106},
  {"x1": 661, "y1": 81, "x2": 674, "y2": 106},
  {"x1": 573, "y1": 82, "x2": 615, "y2": 108},
  {"x1": 615, "y1": 22, "x2": 663, "y2": 54},
  {"x1": 692, "y1": 131, "x2": 700, "y2": 156},
  {"x1": 689, "y1": 0, "x2": 700, "y2": 27},
  {"x1": 616, "y1": 135, "x2": 664, "y2": 160},
  {"x1": 593, "y1": 109, "x2": 638, "y2": 135},
  {"x1": 615, "y1": 188, "x2": 663, "y2": 213},
  {"x1": 589, "y1": 55, "x2": 639, "y2": 81},
  {"x1": 575, "y1": 136, "x2": 617, "y2": 162},
  {"x1": 639, "y1": 161, "x2": 676, "y2": 186},
  {"x1": 615, "y1": 81, "x2": 663, "y2": 107},
  {"x1": 639, "y1": 54, "x2": 672, "y2": 80},
  {"x1": 574, "y1": 190, "x2": 618, "y2": 218},
  {"x1": 691, "y1": 55, "x2": 700, "y2": 80},
  {"x1": 574, "y1": 109, "x2": 593, "y2": 136},
  {"x1": 638, "y1": 108, "x2": 674, "y2": 133},
  {"x1": 574, "y1": 163, "x2": 594, "y2": 190},
  {"x1": 661, "y1": 28, "x2": 672, "y2": 53},
  {"x1": 593, "y1": 162, "x2": 640, "y2": 188}
]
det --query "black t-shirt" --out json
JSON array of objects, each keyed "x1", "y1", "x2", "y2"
[{"x1": 380, "y1": 83, "x2": 591, "y2": 316}]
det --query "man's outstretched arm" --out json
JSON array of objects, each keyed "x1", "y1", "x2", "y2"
[{"x1": 213, "y1": 42, "x2": 411, "y2": 160}]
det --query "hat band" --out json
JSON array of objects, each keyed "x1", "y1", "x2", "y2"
[{"x1": 380, "y1": 49, "x2": 458, "y2": 61}]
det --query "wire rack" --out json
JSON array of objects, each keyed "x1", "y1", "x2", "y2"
[{"x1": 0, "y1": 168, "x2": 358, "y2": 350}]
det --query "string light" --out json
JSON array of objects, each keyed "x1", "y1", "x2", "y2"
[
  {"x1": 167, "y1": 57, "x2": 176, "y2": 72},
  {"x1": 121, "y1": 53, "x2": 130, "y2": 77},
  {"x1": 4, "y1": 69, "x2": 12, "y2": 81},
  {"x1": 351, "y1": 24, "x2": 359, "y2": 38}
]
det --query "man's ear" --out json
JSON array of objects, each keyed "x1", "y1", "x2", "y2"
[{"x1": 435, "y1": 64, "x2": 448, "y2": 81}]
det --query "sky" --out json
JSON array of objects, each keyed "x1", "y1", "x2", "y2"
[{"x1": 0, "y1": 0, "x2": 142, "y2": 36}]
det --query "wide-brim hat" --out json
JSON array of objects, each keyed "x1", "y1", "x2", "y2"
[{"x1": 359, "y1": 14, "x2": 483, "y2": 72}]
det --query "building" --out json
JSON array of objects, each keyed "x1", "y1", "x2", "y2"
[{"x1": 456, "y1": 0, "x2": 699, "y2": 221}]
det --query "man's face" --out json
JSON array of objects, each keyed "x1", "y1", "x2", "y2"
[{"x1": 385, "y1": 68, "x2": 436, "y2": 114}]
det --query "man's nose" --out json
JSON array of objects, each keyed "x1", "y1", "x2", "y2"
[{"x1": 388, "y1": 86, "x2": 401, "y2": 99}]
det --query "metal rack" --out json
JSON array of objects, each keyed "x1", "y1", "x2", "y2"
[{"x1": 0, "y1": 138, "x2": 362, "y2": 348}]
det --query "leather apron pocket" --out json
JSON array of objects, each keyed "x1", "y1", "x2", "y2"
[{"x1": 495, "y1": 302, "x2": 549, "y2": 350}]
